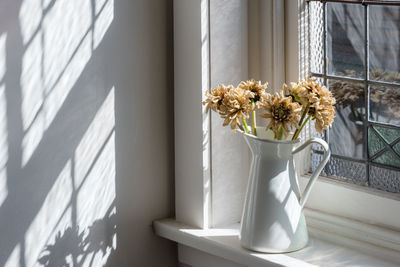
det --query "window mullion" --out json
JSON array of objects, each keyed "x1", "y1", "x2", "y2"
[
  {"x1": 364, "y1": 4, "x2": 370, "y2": 184},
  {"x1": 323, "y1": 1, "x2": 330, "y2": 146}
]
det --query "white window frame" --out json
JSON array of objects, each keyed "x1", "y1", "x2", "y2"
[{"x1": 173, "y1": 0, "x2": 400, "y2": 236}]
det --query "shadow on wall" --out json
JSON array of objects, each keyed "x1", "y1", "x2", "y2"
[
  {"x1": 0, "y1": 0, "x2": 118, "y2": 266},
  {"x1": 38, "y1": 206, "x2": 116, "y2": 267}
]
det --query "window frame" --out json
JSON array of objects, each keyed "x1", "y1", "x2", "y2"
[
  {"x1": 307, "y1": 0, "x2": 400, "y2": 193},
  {"x1": 293, "y1": 0, "x2": 400, "y2": 229},
  {"x1": 173, "y1": 0, "x2": 400, "y2": 234}
]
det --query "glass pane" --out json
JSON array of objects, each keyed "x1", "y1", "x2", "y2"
[
  {"x1": 328, "y1": 79, "x2": 365, "y2": 158},
  {"x1": 369, "y1": 85, "x2": 400, "y2": 126},
  {"x1": 370, "y1": 165, "x2": 400, "y2": 193},
  {"x1": 312, "y1": 130, "x2": 326, "y2": 152},
  {"x1": 312, "y1": 153, "x2": 367, "y2": 184},
  {"x1": 369, "y1": 6, "x2": 400, "y2": 84},
  {"x1": 310, "y1": 2, "x2": 324, "y2": 74},
  {"x1": 372, "y1": 125, "x2": 400, "y2": 144},
  {"x1": 372, "y1": 150, "x2": 400, "y2": 168},
  {"x1": 394, "y1": 142, "x2": 400, "y2": 155},
  {"x1": 327, "y1": 3, "x2": 365, "y2": 78}
]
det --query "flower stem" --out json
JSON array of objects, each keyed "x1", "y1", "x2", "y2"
[
  {"x1": 277, "y1": 126, "x2": 283, "y2": 140},
  {"x1": 293, "y1": 115, "x2": 311, "y2": 140},
  {"x1": 242, "y1": 118, "x2": 250, "y2": 134},
  {"x1": 292, "y1": 103, "x2": 310, "y2": 140},
  {"x1": 251, "y1": 100, "x2": 257, "y2": 136}
]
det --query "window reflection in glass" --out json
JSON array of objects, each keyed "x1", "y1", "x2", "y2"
[
  {"x1": 369, "y1": 5, "x2": 400, "y2": 84},
  {"x1": 327, "y1": 3, "x2": 365, "y2": 78},
  {"x1": 328, "y1": 79, "x2": 365, "y2": 159}
]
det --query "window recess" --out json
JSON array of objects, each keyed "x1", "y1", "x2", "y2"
[{"x1": 307, "y1": 0, "x2": 400, "y2": 193}]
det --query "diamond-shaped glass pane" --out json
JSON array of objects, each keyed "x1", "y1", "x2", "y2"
[
  {"x1": 369, "y1": 5, "x2": 400, "y2": 85},
  {"x1": 394, "y1": 142, "x2": 400, "y2": 155},
  {"x1": 328, "y1": 79, "x2": 365, "y2": 159},
  {"x1": 370, "y1": 165, "x2": 400, "y2": 193},
  {"x1": 327, "y1": 3, "x2": 365, "y2": 78},
  {"x1": 368, "y1": 127, "x2": 386, "y2": 157},
  {"x1": 372, "y1": 125, "x2": 400, "y2": 144},
  {"x1": 310, "y1": 2, "x2": 324, "y2": 74},
  {"x1": 372, "y1": 150, "x2": 400, "y2": 168}
]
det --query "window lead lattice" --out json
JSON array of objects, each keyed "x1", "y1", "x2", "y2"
[{"x1": 308, "y1": 1, "x2": 400, "y2": 193}]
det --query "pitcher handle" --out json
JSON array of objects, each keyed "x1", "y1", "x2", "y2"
[{"x1": 292, "y1": 137, "x2": 330, "y2": 208}]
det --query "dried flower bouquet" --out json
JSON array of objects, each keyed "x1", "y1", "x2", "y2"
[{"x1": 203, "y1": 78, "x2": 336, "y2": 140}]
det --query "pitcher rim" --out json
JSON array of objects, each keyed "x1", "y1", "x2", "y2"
[{"x1": 243, "y1": 131, "x2": 301, "y2": 144}]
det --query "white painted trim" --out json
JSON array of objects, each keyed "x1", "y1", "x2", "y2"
[
  {"x1": 209, "y1": 0, "x2": 250, "y2": 228},
  {"x1": 154, "y1": 217, "x2": 400, "y2": 266},
  {"x1": 299, "y1": 175, "x2": 400, "y2": 231},
  {"x1": 256, "y1": 0, "x2": 286, "y2": 89},
  {"x1": 272, "y1": 0, "x2": 285, "y2": 88},
  {"x1": 306, "y1": 209, "x2": 400, "y2": 261},
  {"x1": 178, "y1": 245, "x2": 244, "y2": 267},
  {"x1": 174, "y1": 0, "x2": 211, "y2": 229},
  {"x1": 285, "y1": 0, "x2": 300, "y2": 82}
]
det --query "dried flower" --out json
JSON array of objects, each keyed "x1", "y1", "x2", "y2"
[
  {"x1": 259, "y1": 90, "x2": 301, "y2": 138},
  {"x1": 382, "y1": 88, "x2": 400, "y2": 118},
  {"x1": 310, "y1": 103, "x2": 336, "y2": 134},
  {"x1": 202, "y1": 84, "x2": 233, "y2": 112},
  {"x1": 287, "y1": 78, "x2": 336, "y2": 136},
  {"x1": 370, "y1": 88, "x2": 385, "y2": 104},
  {"x1": 238, "y1": 79, "x2": 268, "y2": 104},
  {"x1": 329, "y1": 81, "x2": 363, "y2": 106},
  {"x1": 370, "y1": 69, "x2": 400, "y2": 84},
  {"x1": 219, "y1": 87, "x2": 253, "y2": 131}
]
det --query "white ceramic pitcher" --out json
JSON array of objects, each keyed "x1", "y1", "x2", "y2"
[{"x1": 239, "y1": 127, "x2": 330, "y2": 253}]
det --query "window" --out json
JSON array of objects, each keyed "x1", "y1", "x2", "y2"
[
  {"x1": 307, "y1": 0, "x2": 400, "y2": 193},
  {"x1": 172, "y1": 0, "x2": 400, "y2": 233}
]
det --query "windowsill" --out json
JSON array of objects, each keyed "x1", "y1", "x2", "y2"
[
  {"x1": 154, "y1": 218, "x2": 399, "y2": 267},
  {"x1": 298, "y1": 174, "x2": 400, "y2": 231}
]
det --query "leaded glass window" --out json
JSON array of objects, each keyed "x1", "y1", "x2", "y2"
[{"x1": 308, "y1": 0, "x2": 400, "y2": 193}]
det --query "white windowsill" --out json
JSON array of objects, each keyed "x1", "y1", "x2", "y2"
[
  {"x1": 298, "y1": 174, "x2": 400, "y2": 231},
  {"x1": 154, "y1": 217, "x2": 399, "y2": 267}
]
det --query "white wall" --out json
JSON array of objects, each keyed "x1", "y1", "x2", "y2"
[{"x1": 0, "y1": 0, "x2": 176, "y2": 266}]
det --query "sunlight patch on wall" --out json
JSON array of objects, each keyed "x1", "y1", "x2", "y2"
[
  {"x1": 74, "y1": 88, "x2": 116, "y2": 266},
  {"x1": 77, "y1": 131, "x2": 115, "y2": 229},
  {"x1": 25, "y1": 160, "x2": 73, "y2": 267},
  {"x1": 20, "y1": 0, "x2": 114, "y2": 166},
  {"x1": 0, "y1": 33, "x2": 6, "y2": 81},
  {"x1": 76, "y1": 87, "x2": 115, "y2": 229},
  {"x1": 21, "y1": 33, "x2": 45, "y2": 166},
  {"x1": 20, "y1": 30, "x2": 43, "y2": 129},
  {"x1": 4, "y1": 244, "x2": 21, "y2": 267},
  {"x1": 75, "y1": 87, "x2": 115, "y2": 187},
  {"x1": 19, "y1": 0, "x2": 42, "y2": 45},
  {"x1": 0, "y1": 84, "x2": 8, "y2": 207},
  {"x1": 0, "y1": 35, "x2": 7, "y2": 209},
  {"x1": 0, "y1": 168, "x2": 7, "y2": 209},
  {"x1": 94, "y1": 0, "x2": 114, "y2": 49},
  {"x1": 42, "y1": 0, "x2": 92, "y2": 94},
  {"x1": 76, "y1": 131, "x2": 116, "y2": 266},
  {"x1": 42, "y1": 33, "x2": 92, "y2": 129},
  {"x1": 23, "y1": 88, "x2": 116, "y2": 266}
]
